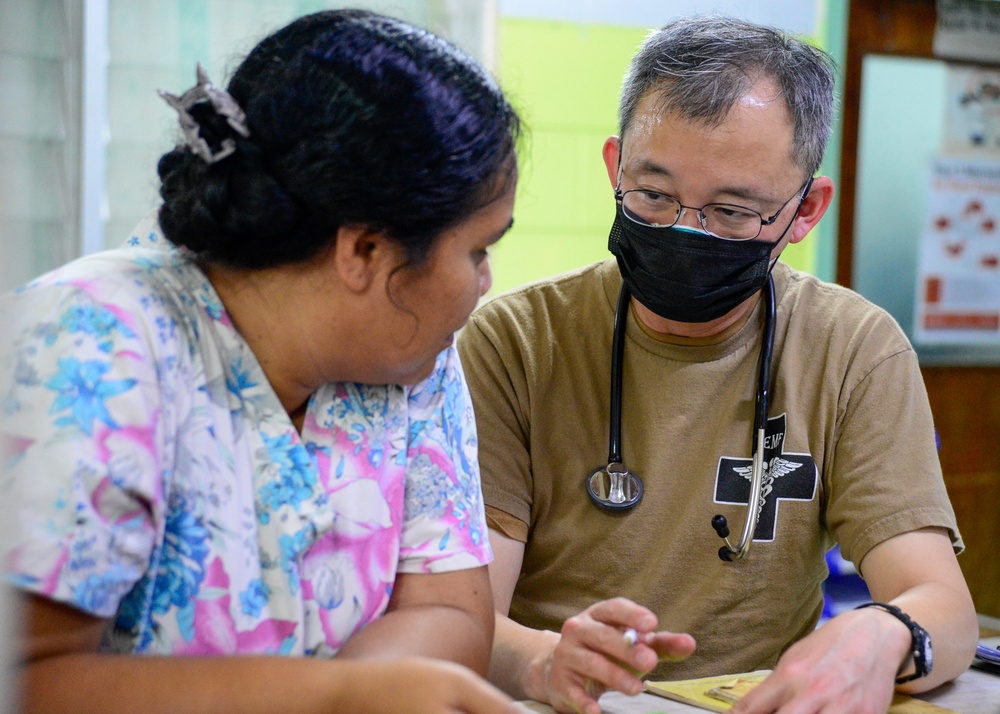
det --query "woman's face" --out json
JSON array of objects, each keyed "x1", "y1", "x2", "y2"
[{"x1": 364, "y1": 181, "x2": 516, "y2": 386}]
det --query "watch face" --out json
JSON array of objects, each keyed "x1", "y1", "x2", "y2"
[{"x1": 923, "y1": 635, "x2": 933, "y2": 673}]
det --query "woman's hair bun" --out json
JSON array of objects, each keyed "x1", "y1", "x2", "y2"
[{"x1": 157, "y1": 9, "x2": 521, "y2": 270}]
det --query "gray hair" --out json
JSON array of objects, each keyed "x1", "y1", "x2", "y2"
[{"x1": 618, "y1": 14, "x2": 837, "y2": 176}]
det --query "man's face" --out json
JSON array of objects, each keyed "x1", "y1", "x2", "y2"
[{"x1": 614, "y1": 80, "x2": 809, "y2": 261}]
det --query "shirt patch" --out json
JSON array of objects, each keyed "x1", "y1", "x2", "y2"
[{"x1": 713, "y1": 413, "x2": 817, "y2": 542}]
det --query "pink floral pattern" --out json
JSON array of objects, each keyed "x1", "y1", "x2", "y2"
[{"x1": 1, "y1": 213, "x2": 491, "y2": 657}]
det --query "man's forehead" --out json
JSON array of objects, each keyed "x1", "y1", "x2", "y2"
[{"x1": 631, "y1": 78, "x2": 789, "y2": 130}]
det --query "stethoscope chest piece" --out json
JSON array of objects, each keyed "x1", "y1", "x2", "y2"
[
  {"x1": 586, "y1": 462, "x2": 643, "y2": 510},
  {"x1": 587, "y1": 276, "x2": 777, "y2": 561}
]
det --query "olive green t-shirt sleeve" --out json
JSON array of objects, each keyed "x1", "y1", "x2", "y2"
[
  {"x1": 822, "y1": 328, "x2": 962, "y2": 570},
  {"x1": 457, "y1": 310, "x2": 534, "y2": 530}
]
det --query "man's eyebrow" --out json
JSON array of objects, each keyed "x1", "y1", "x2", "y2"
[
  {"x1": 628, "y1": 159, "x2": 779, "y2": 206},
  {"x1": 630, "y1": 158, "x2": 672, "y2": 179}
]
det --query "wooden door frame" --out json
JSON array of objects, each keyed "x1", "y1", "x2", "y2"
[
  {"x1": 836, "y1": 0, "x2": 938, "y2": 288},
  {"x1": 839, "y1": 0, "x2": 1000, "y2": 618}
]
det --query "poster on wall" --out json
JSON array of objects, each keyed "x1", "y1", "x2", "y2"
[
  {"x1": 914, "y1": 157, "x2": 1000, "y2": 345},
  {"x1": 943, "y1": 64, "x2": 1000, "y2": 154},
  {"x1": 933, "y1": 0, "x2": 1000, "y2": 64}
]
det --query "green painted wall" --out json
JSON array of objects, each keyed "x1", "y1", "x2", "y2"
[
  {"x1": 490, "y1": 9, "x2": 848, "y2": 296},
  {"x1": 490, "y1": 19, "x2": 643, "y2": 295}
]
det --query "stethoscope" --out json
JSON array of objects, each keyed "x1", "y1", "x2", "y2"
[{"x1": 585, "y1": 274, "x2": 777, "y2": 562}]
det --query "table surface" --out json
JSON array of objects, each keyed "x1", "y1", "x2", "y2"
[
  {"x1": 516, "y1": 631, "x2": 1000, "y2": 714},
  {"x1": 516, "y1": 667, "x2": 1000, "y2": 713}
]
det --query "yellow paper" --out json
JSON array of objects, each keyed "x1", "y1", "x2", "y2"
[
  {"x1": 706, "y1": 677, "x2": 760, "y2": 703},
  {"x1": 644, "y1": 671, "x2": 770, "y2": 712},
  {"x1": 644, "y1": 672, "x2": 958, "y2": 713}
]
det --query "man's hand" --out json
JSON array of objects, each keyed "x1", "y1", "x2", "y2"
[
  {"x1": 537, "y1": 597, "x2": 696, "y2": 714},
  {"x1": 731, "y1": 606, "x2": 910, "y2": 714}
]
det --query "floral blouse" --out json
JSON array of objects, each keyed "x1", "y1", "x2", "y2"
[{"x1": 0, "y1": 213, "x2": 492, "y2": 657}]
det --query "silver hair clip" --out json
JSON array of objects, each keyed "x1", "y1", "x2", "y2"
[{"x1": 158, "y1": 63, "x2": 251, "y2": 164}]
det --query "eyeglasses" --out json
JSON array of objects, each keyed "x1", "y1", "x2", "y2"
[{"x1": 615, "y1": 178, "x2": 813, "y2": 241}]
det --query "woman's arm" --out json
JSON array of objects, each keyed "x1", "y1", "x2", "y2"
[
  {"x1": 17, "y1": 593, "x2": 515, "y2": 714},
  {"x1": 336, "y1": 566, "x2": 495, "y2": 676}
]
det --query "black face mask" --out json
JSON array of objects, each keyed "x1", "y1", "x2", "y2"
[{"x1": 608, "y1": 203, "x2": 776, "y2": 323}]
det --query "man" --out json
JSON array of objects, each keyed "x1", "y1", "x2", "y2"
[{"x1": 457, "y1": 15, "x2": 978, "y2": 714}]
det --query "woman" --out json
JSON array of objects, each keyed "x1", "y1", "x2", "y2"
[{"x1": 1, "y1": 9, "x2": 521, "y2": 713}]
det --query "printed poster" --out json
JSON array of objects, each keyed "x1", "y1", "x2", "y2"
[
  {"x1": 933, "y1": 0, "x2": 1000, "y2": 65},
  {"x1": 914, "y1": 157, "x2": 1000, "y2": 345},
  {"x1": 943, "y1": 64, "x2": 1000, "y2": 154}
]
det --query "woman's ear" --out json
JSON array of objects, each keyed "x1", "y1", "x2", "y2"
[
  {"x1": 602, "y1": 136, "x2": 621, "y2": 189},
  {"x1": 333, "y1": 224, "x2": 382, "y2": 293},
  {"x1": 788, "y1": 175, "x2": 835, "y2": 244}
]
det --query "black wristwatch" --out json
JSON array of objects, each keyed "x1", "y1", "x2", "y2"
[{"x1": 855, "y1": 602, "x2": 933, "y2": 683}]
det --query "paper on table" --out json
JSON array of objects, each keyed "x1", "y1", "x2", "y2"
[
  {"x1": 644, "y1": 672, "x2": 770, "y2": 712},
  {"x1": 644, "y1": 671, "x2": 959, "y2": 713}
]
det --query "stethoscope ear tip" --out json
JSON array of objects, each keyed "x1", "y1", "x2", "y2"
[{"x1": 718, "y1": 546, "x2": 734, "y2": 562}]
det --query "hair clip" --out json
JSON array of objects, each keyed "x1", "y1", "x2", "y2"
[{"x1": 158, "y1": 63, "x2": 251, "y2": 164}]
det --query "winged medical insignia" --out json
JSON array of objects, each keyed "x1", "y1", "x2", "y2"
[
  {"x1": 732, "y1": 457, "x2": 804, "y2": 480},
  {"x1": 767, "y1": 457, "x2": 804, "y2": 478},
  {"x1": 714, "y1": 414, "x2": 818, "y2": 542}
]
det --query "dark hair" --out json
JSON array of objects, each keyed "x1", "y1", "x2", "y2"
[
  {"x1": 618, "y1": 14, "x2": 837, "y2": 176},
  {"x1": 157, "y1": 9, "x2": 521, "y2": 269}
]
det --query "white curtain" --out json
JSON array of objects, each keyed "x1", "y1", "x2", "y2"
[
  {"x1": 0, "y1": 0, "x2": 83, "y2": 290},
  {"x1": 0, "y1": 0, "x2": 494, "y2": 283},
  {"x1": 105, "y1": 0, "x2": 495, "y2": 250}
]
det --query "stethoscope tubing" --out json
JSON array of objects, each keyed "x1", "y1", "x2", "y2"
[
  {"x1": 608, "y1": 283, "x2": 630, "y2": 465},
  {"x1": 592, "y1": 275, "x2": 777, "y2": 562},
  {"x1": 725, "y1": 272, "x2": 777, "y2": 559}
]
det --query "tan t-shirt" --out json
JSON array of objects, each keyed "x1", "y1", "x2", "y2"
[{"x1": 458, "y1": 258, "x2": 960, "y2": 680}]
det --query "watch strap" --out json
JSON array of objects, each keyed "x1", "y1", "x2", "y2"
[{"x1": 854, "y1": 602, "x2": 932, "y2": 684}]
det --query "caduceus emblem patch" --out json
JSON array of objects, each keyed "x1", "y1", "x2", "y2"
[{"x1": 713, "y1": 413, "x2": 817, "y2": 542}]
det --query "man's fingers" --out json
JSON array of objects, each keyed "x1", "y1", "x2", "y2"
[
  {"x1": 549, "y1": 678, "x2": 601, "y2": 714},
  {"x1": 647, "y1": 632, "x2": 697, "y2": 661},
  {"x1": 584, "y1": 597, "x2": 658, "y2": 631},
  {"x1": 729, "y1": 674, "x2": 787, "y2": 714}
]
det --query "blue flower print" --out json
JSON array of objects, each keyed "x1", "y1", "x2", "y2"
[
  {"x1": 240, "y1": 578, "x2": 270, "y2": 618},
  {"x1": 226, "y1": 359, "x2": 258, "y2": 401},
  {"x1": 34, "y1": 322, "x2": 60, "y2": 346},
  {"x1": 278, "y1": 529, "x2": 313, "y2": 596},
  {"x1": 110, "y1": 490, "x2": 211, "y2": 650},
  {"x1": 403, "y1": 453, "x2": 453, "y2": 521},
  {"x1": 195, "y1": 281, "x2": 224, "y2": 321},
  {"x1": 149, "y1": 491, "x2": 210, "y2": 616},
  {"x1": 304, "y1": 441, "x2": 331, "y2": 461},
  {"x1": 13, "y1": 355, "x2": 40, "y2": 388},
  {"x1": 73, "y1": 563, "x2": 137, "y2": 614},
  {"x1": 115, "y1": 572, "x2": 151, "y2": 633},
  {"x1": 327, "y1": 399, "x2": 357, "y2": 422},
  {"x1": 258, "y1": 432, "x2": 318, "y2": 513},
  {"x1": 45, "y1": 357, "x2": 136, "y2": 435},
  {"x1": 59, "y1": 303, "x2": 135, "y2": 353},
  {"x1": 155, "y1": 315, "x2": 179, "y2": 345}
]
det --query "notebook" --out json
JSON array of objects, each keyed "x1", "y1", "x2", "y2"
[{"x1": 644, "y1": 671, "x2": 957, "y2": 713}]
